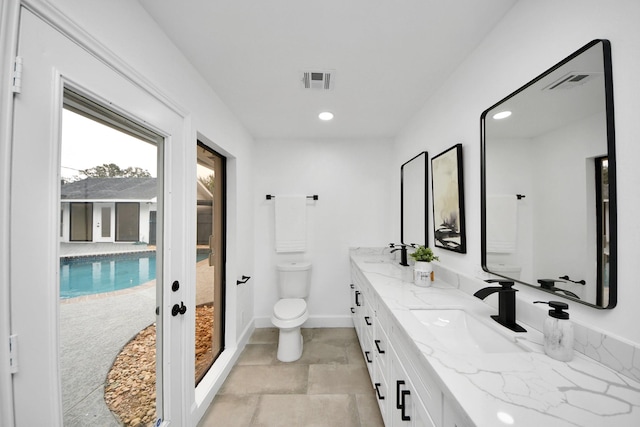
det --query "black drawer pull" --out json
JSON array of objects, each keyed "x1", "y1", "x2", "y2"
[
  {"x1": 350, "y1": 283, "x2": 355, "y2": 289},
  {"x1": 351, "y1": 307, "x2": 355, "y2": 314},
  {"x1": 355, "y1": 290, "x2": 361, "y2": 307},
  {"x1": 365, "y1": 351, "x2": 372, "y2": 363},
  {"x1": 374, "y1": 383, "x2": 385, "y2": 400},
  {"x1": 365, "y1": 316, "x2": 372, "y2": 326},
  {"x1": 401, "y1": 390, "x2": 411, "y2": 421},
  {"x1": 396, "y1": 380, "x2": 406, "y2": 409},
  {"x1": 375, "y1": 339, "x2": 385, "y2": 354}
]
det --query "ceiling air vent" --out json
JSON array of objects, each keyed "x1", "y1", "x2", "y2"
[
  {"x1": 301, "y1": 70, "x2": 335, "y2": 90},
  {"x1": 543, "y1": 71, "x2": 601, "y2": 91}
]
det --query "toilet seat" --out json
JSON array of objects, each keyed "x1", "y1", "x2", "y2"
[
  {"x1": 271, "y1": 298, "x2": 308, "y2": 330},
  {"x1": 273, "y1": 298, "x2": 306, "y2": 320}
]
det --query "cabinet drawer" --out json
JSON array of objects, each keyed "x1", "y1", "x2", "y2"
[
  {"x1": 392, "y1": 330, "x2": 443, "y2": 426},
  {"x1": 363, "y1": 322, "x2": 374, "y2": 378},
  {"x1": 376, "y1": 301, "x2": 393, "y2": 335},
  {"x1": 373, "y1": 321, "x2": 390, "y2": 373},
  {"x1": 374, "y1": 361, "x2": 389, "y2": 421}
]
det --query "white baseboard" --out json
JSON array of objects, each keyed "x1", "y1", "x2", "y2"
[
  {"x1": 254, "y1": 315, "x2": 354, "y2": 329},
  {"x1": 192, "y1": 321, "x2": 255, "y2": 422}
]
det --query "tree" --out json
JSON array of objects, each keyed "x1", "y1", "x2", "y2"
[
  {"x1": 78, "y1": 163, "x2": 151, "y2": 178},
  {"x1": 198, "y1": 174, "x2": 215, "y2": 195}
]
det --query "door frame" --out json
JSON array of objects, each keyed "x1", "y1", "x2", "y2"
[
  {"x1": 8, "y1": 3, "x2": 192, "y2": 426},
  {"x1": 195, "y1": 141, "x2": 227, "y2": 385},
  {"x1": 2, "y1": 2, "x2": 241, "y2": 426},
  {"x1": 0, "y1": 0, "x2": 21, "y2": 425}
]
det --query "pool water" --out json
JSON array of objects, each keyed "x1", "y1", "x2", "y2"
[{"x1": 60, "y1": 251, "x2": 209, "y2": 299}]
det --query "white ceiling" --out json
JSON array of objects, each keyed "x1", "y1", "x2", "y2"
[{"x1": 138, "y1": 0, "x2": 517, "y2": 140}]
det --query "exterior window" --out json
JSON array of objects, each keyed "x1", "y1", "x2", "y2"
[
  {"x1": 69, "y1": 202, "x2": 93, "y2": 241},
  {"x1": 115, "y1": 202, "x2": 140, "y2": 241}
]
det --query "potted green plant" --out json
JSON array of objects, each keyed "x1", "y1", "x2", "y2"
[{"x1": 410, "y1": 246, "x2": 439, "y2": 286}]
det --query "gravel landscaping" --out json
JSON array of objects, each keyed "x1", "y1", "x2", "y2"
[{"x1": 104, "y1": 305, "x2": 214, "y2": 426}]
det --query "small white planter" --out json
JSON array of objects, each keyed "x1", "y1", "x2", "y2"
[{"x1": 413, "y1": 261, "x2": 433, "y2": 287}]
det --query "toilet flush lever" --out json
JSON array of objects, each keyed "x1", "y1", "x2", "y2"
[{"x1": 172, "y1": 302, "x2": 187, "y2": 317}]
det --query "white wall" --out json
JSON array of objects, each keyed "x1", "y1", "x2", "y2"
[
  {"x1": 253, "y1": 138, "x2": 394, "y2": 326},
  {"x1": 394, "y1": 0, "x2": 640, "y2": 345}
]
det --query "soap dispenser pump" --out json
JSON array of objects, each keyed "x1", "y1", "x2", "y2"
[{"x1": 534, "y1": 301, "x2": 574, "y2": 361}]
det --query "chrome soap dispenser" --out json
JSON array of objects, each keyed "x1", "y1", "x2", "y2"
[{"x1": 534, "y1": 301, "x2": 574, "y2": 361}]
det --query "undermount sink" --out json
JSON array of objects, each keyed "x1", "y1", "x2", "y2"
[{"x1": 410, "y1": 309, "x2": 526, "y2": 354}]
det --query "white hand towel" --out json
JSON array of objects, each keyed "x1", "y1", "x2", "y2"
[
  {"x1": 275, "y1": 195, "x2": 307, "y2": 253},
  {"x1": 486, "y1": 195, "x2": 518, "y2": 253}
]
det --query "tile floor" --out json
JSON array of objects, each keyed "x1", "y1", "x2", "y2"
[{"x1": 198, "y1": 328, "x2": 385, "y2": 427}]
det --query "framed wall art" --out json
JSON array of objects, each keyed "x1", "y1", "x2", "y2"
[{"x1": 431, "y1": 143, "x2": 466, "y2": 253}]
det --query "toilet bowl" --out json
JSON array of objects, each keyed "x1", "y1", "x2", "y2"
[
  {"x1": 271, "y1": 298, "x2": 309, "y2": 362},
  {"x1": 271, "y1": 262, "x2": 311, "y2": 362}
]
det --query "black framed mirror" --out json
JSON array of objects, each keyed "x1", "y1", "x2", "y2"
[
  {"x1": 401, "y1": 151, "x2": 428, "y2": 246},
  {"x1": 481, "y1": 39, "x2": 617, "y2": 309}
]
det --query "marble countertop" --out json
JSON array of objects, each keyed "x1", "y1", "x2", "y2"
[{"x1": 350, "y1": 249, "x2": 640, "y2": 427}]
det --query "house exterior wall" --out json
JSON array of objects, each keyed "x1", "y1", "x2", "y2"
[{"x1": 59, "y1": 201, "x2": 157, "y2": 244}]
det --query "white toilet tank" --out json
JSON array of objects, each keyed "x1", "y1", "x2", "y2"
[{"x1": 277, "y1": 262, "x2": 311, "y2": 298}]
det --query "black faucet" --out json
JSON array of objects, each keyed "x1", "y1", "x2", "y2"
[
  {"x1": 538, "y1": 279, "x2": 581, "y2": 299},
  {"x1": 389, "y1": 243, "x2": 414, "y2": 266},
  {"x1": 474, "y1": 279, "x2": 526, "y2": 332}
]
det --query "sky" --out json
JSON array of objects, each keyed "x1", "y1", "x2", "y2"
[{"x1": 61, "y1": 109, "x2": 158, "y2": 180}]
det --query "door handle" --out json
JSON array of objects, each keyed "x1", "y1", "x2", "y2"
[{"x1": 172, "y1": 302, "x2": 187, "y2": 316}]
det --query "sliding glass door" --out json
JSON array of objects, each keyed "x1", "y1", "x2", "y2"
[{"x1": 195, "y1": 142, "x2": 226, "y2": 386}]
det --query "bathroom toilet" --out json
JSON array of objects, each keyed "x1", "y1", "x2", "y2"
[{"x1": 271, "y1": 262, "x2": 311, "y2": 362}]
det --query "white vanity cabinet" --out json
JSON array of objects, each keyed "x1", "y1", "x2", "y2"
[
  {"x1": 351, "y1": 262, "x2": 443, "y2": 427},
  {"x1": 379, "y1": 302, "x2": 440, "y2": 427},
  {"x1": 350, "y1": 267, "x2": 376, "y2": 378},
  {"x1": 350, "y1": 252, "x2": 640, "y2": 427},
  {"x1": 388, "y1": 345, "x2": 435, "y2": 427}
]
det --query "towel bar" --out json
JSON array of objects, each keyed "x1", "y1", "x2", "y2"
[{"x1": 266, "y1": 194, "x2": 318, "y2": 200}]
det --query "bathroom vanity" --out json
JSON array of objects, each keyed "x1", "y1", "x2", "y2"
[{"x1": 349, "y1": 248, "x2": 640, "y2": 427}]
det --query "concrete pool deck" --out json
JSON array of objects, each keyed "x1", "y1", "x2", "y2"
[
  {"x1": 60, "y1": 242, "x2": 157, "y2": 426},
  {"x1": 59, "y1": 242, "x2": 214, "y2": 426}
]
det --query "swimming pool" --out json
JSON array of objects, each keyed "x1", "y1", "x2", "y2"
[{"x1": 60, "y1": 251, "x2": 209, "y2": 299}]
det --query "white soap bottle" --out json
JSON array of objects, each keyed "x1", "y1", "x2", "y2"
[{"x1": 534, "y1": 301, "x2": 574, "y2": 361}]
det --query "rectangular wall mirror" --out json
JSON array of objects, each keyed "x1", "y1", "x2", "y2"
[
  {"x1": 481, "y1": 39, "x2": 617, "y2": 309},
  {"x1": 401, "y1": 151, "x2": 428, "y2": 246}
]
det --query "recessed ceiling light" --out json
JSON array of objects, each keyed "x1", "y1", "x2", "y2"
[
  {"x1": 493, "y1": 111, "x2": 512, "y2": 120},
  {"x1": 319, "y1": 112, "x2": 334, "y2": 121}
]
